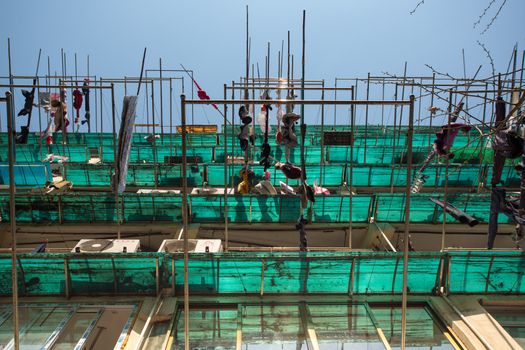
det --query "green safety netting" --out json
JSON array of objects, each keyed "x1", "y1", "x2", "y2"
[
  {"x1": 0, "y1": 251, "x2": 522, "y2": 296},
  {"x1": 58, "y1": 162, "x2": 517, "y2": 188},
  {"x1": 0, "y1": 192, "x2": 512, "y2": 224}
]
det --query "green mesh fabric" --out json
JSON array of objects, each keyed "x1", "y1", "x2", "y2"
[
  {"x1": 0, "y1": 192, "x2": 512, "y2": 224},
  {"x1": 0, "y1": 251, "x2": 522, "y2": 296}
]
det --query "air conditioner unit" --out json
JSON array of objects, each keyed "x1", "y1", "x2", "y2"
[
  {"x1": 158, "y1": 239, "x2": 222, "y2": 253},
  {"x1": 72, "y1": 239, "x2": 140, "y2": 253}
]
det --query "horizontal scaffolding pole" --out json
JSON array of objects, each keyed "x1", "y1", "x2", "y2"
[
  {"x1": 226, "y1": 86, "x2": 353, "y2": 91},
  {"x1": 182, "y1": 97, "x2": 412, "y2": 106},
  {"x1": 0, "y1": 84, "x2": 112, "y2": 90}
]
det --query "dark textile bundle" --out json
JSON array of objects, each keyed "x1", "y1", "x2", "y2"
[
  {"x1": 275, "y1": 162, "x2": 302, "y2": 179},
  {"x1": 81, "y1": 79, "x2": 91, "y2": 125},
  {"x1": 488, "y1": 188, "x2": 525, "y2": 249},
  {"x1": 434, "y1": 123, "x2": 471, "y2": 157},
  {"x1": 296, "y1": 215, "x2": 308, "y2": 251}
]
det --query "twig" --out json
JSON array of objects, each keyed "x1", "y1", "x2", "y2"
[
  {"x1": 424, "y1": 64, "x2": 457, "y2": 80},
  {"x1": 481, "y1": 0, "x2": 508, "y2": 35},
  {"x1": 477, "y1": 41, "x2": 496, "y2": 79},
  {"x1": 409, "y1": 0, "x2": 425, "y2": 15},
  {"x1": 473, "y1": 0, "x2": 497, "y2": 28}
]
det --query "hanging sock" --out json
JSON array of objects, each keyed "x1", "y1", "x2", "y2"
[
  {"x1": 296, "y1": 215, "x2": 308, "y2": 251},
  {"x1": 279, "y1": 181, "x2": 296, "y2": 195},
  {"x1": 81, "y1": 79, "x2": 91, "y2": 125},
  {"x1": 18, "y1": 86, "x2": 36, "y2": 116},
  {"x1": 73, "y1": 89, "x2": 83, "y2": 129},
  {"x1": 275, "y1": 162, "x2": 302, "y2": 180},
  {"x1": 238, "y1": 106, "x2": 252, "y2": 152},
  {"x1": 313, "y1": 179, "x2": 330, "y2": 195}
]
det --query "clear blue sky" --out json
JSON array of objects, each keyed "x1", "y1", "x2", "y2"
[{"x1": 1, "y1": 0, "x2": 524, "y2": 128}]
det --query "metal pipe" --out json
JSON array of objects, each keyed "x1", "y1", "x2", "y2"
[
  {"x1": 180, "y1": 94, "x2": 190, "y2": 350},
  {"x1": 111, "y1": 84, "x2": 120, "y2": 239},
  {"x1": 400, "y1": 95, "x2": 415, "y2": 350},
  {"x1": 183, "y1": 99, "x2": 411, "y2": 106},
  {"x1": 6, "y1": 91, "x2": 20, "y2": 350},
  {"x1": 226, "y1": 86, "x2": 353, "y2": 91},
  {"x1": 223, "y1": 83, "x2": 229, "y2": 252},
  {"x1": 159, "y1": 58, "x2": 164, "y2": 136}
]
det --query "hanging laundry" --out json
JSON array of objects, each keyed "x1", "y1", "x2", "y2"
[
  {"x1": 410, "y1": 123, "x2": 470, "y2": 193},
  {"x1": 253, "y1": 171, "x2": 277, "y2": 195},
  {"x1": 17, "y1": 84, "x2": 36, "y2": 116},
  {"x1": 434, "y1": 123, "x2": 471, "y2": 158},
  {"x1": 42, "y1": 154, "x2": 69, "y2": 163},
  {"x1": 51, "y1": 99, "x2": 69, "y2": 132},
  {"x1": 72, "y1": 88, "x2": 83, "y2": 128},
  {"x1": 298, "y1": 182, "x2": 315, "y2": 206},
  {"x1": 238, "y1": 106, "x2": 251, "y2": 152},
  {"x1": 296, "y1": 215, "x2": 308, "y2": 251},
  {"x1": 276, "y1": 108, "x2": 284, "y2": 144},
  {"x1": 313, "y1": 180, "x2": 330, "y2": 195},
  {"x1": 81, "y1": 79, "x2": 91, "y2": 125},
  {"x1": 38, "y1": 92, "x2": 51, "y2": 111},
  {"x1": 488, "y1": 188, "x2": 525, "y2": 249},
  {"x1": 275, "y1": 162, "x2": 302, "y2": 180},
  {"x1": 16, "y1": 78, "x2": 37, "y2": 144},
  {"x1": 279, "y1": 181, "x2": 296, "y2": 195},
  {"x1": 237, "y1": 167, "x2": 253, "y2": 194},
  {"x1": 259, "y1": 101, "x2": 273, "y2": 171}
]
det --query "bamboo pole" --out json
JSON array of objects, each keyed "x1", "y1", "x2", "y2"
[
  {"x1": 400, "y1": 95, "x2": 415, "y2": 350},
  {"x1": 6, "y1": 91, "x2": 19, "y2": 350},
  {"x1": 180, "y1": 94, "x2": 190, "y2": 350}
]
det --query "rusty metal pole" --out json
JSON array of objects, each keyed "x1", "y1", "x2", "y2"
[
  {"x1": 111, "y1": 84, "x2": 120, "y2": 239},
  {"x1": 180, "y1": 94, "x2": 190, "y2": 350},
  {"x1": 6, "y1": 91, "x2": 20, "y2": 350},
  {"x1": 401, "y1": 95, "x2": 415, "y2": 350}
]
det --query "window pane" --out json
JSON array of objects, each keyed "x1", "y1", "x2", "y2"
[
  {"x1": 241, "y1": 305, "x2": 307, "y2": 349},
  {"x1": 172, "y1": 308, "x2": 238, "y2": 349},
  {"x1": 19, "y1": 307, "x2": 72, "y2": 349},
  {"x1": 51, "y1": 309, "x2": 100, "y2": 350},
  {"x1": 484, "y1": 305, "x2": 525, "y2": 348},
  {"x1": 371, "y1": 306, "x2": 455, "y2": 350},
  {"x1": 309, "y1": 304, "x2": 385, "y2": 349}
]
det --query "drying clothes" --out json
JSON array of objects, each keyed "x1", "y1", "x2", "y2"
[
  {"x1": 237, "y1": 167, "x2": 253, "y2": 194},
  {"x1": 429, "y1": 197, "x2": 478, "y2": 227},
  {"x1": 492, "y1": 131, "x2": 523, "y2": 159},
  {"x1": 488, "y1": 187, "x2": 525, "y2": 249},
  {"x1": 296, "y1": 215, "x2": 308, "y2": 251},
  {"x1": 281, "y1": 112, "x2": 300, "y2": 147},
  {"x1": 434, "y1": 123, "x2": 471, "y2": 157},
  {"x1": 491, "y1": 96, "x2": 507, "y2": 186},
  {"x1": 82, "y1": 79, "x2": 91, "y2": 125},
  {"x1": 253, "y1": 173, "x2": 277, "y2": 195},
  {"x1": 42, "y1": 153, "x2": 69, "y2": 163},
  {"x1": 38, "y1": 92, "x2": 51, "y2": 111},
  {"x1": 259, "y1": 143, "x2": 271, "y2": 169},
  {"x1": 51, "y1": 100, "x2": 69, "y2": 132},
  {"x1": 144, "y1": 134, "x2": 160, "y2": 144},
  {"x1": 276, "y1": 108, "x2": 284, "y2": 144},
  {"x1": 279, "y1": 181, "x2": 296, "y2": 195},
  {"x1": 72, "y1": 89, "x2": 83, "y2": 127},
  {"x1": 115, "y1": 95, "x2": 138, "y2": 193},
  {"x1": 275, "y1": 162, "x2": 302, "y2": 180},
  {"x1": 313, "y1": 180, "x2": 330, "y2": 195},
  {"x1": 17, "y1": 85, "x2": 36, "y2": 116},
  {"x1": 257, "y1": 111, "x2": 272, "y2": 134},
  {"x1": 238, "y1": 106, "x2": 252, "y2": 152}
]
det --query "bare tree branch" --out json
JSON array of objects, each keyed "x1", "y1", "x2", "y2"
[
  {"x1": 473, "y1": 0, "x2": 497, "y2": 28},
  {"x1": 409, "y1": 0, "x2": 425, "y2": 15},
  {"x1": 424, "y1": 64, "x2": 457, "y2": 80},
  {"x1": 481, "y1": 0, "x2": 507, "y2": 34},
  {"x1": 477, "y1": 40, "x2": 496, "y2": 79}
]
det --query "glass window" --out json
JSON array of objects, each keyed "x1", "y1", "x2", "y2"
[
  {"x1": 51, "y1": 308, "x2": 100, "y2": 350},
  {"x1": 309, "y1": 304, "x2": 385, "y2": 349},
  {"x1": 371, "y1": 305, "x2": 455, "y2": 350},
  {"x1": 484, "y1": 305, "x2": 525, "y2": 348}
]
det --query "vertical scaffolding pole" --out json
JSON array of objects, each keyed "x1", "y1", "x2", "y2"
[
  {"x1": 111, "y1": 84, "x2": 120, "y2": 239},
  {"x1": 159, "y1": 58, "x2": 164, "y2": 136},
  {"x1": 401, "y1": 95, "x2": 415, "y2": 350},
  {"x1": 180, "y1": 94, "x2": 190, "y2": 350},
  {"x1": 6, "y1": 91, "x2": 19, "y2": 350},
  {"x1": 223, "y1": 84, "x2": 229, "y2": 252},
  {"x1": 364, "y1": 72, "x2": 370, "y2": 164},
  {"x1": 441, "y1": 90, "x2": 453, "y2": 251},
  {"x1": 320, "y1": 80, "x2": 325, "y2": 183},
  {"x1": 348, "y1": 88, "x2": 355, "y2": 249}
]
